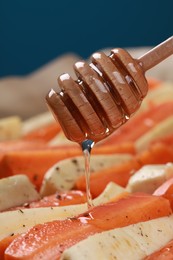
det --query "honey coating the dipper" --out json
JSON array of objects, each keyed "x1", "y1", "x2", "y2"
[
  {"x1": 46, "y1": 48, "x2": 148, "y2": 143},
  {"x1": 46, "y1": 37, "x2": 173, "y2": 144}
]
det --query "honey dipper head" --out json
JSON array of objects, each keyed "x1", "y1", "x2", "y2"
[{"x1": 46, "y1": 48, "x2": 148, "y2": 144}]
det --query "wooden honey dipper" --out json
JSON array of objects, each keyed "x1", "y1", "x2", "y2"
[{"x1": 46, "y1": 36, "x2": 173, "y2": 144}]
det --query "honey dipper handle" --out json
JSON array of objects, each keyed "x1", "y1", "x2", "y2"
[{"x1": 138, "y1": 36, "x2": 173, "y2": 72}]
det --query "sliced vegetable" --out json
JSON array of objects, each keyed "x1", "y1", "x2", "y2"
[
  {"x1": 0, "y1": 140, "x2": 48, "y2": 153},
  {"x1": 135, "y1": 116, "x2": 173, "y2": 151},
  {"x1": 142, "y1": 82, "x2": 173, "y2": 110},
  {"x1": 22, "y1": 122, "x2": 61, "y2": 142},
  {"x1": 0, "y1": 175, "x2": 40, "y2": 212},
  {"x1": 0, "y1": 234, "x2": 18, "y2": 260},
  {"x1": 93, "y1": 142, "x2": 136, "y2": 154},
  {"x1": 127, "y1": 163, "x2": 173, "y2": 193},
  {"x1": 147, "y1": 77, "x2": 162, "y2": 89},
  {"x1": 0, "y1": 116, "x2": 22, "y2": 141},
  {"x1": 153, "y1": 176, "x2": 173, "y2": 209},
  {"x1": 12, "y1": 190, "x2": 87, "y2": 209},
  {"x1": 21, "y1": 111, "x2": 55, "y2": 136},
  {"x1": 152, "y1": 133, "x2": 173, "y2": 146}
]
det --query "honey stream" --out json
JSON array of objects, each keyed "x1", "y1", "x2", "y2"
[{"x1": 81, "y1": 139, "x2": 95, "y2": 209}]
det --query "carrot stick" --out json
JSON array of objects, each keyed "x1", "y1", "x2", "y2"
[
  {"x1": 0, "y1": 154, "x2": 4, "y2": 165},
  {"x1": 0, "y1": 140, "x2": 79, "y2": 155},
  {"x1": 31, "y1": 190, "x2": 87, "y2": 207},
  {"x1": 0, "y1": 235, "x2": 18, "y2": 260},
  {"x1": 0, "y1": 140, "x2": 48, "y2": 153},
  {"x1": 22, "y1": 122, "x2": 61, "y2": 142},
  {"x1": 76, "y1": 143, "x2": 173, "y2": 198},
  {"x1": 153, "y1": 177, "x2": 173, "y2": 210},
  {"x1": 4, "y1": 193, "x2": 171, "y2": 260},
  {"x1": 93, "y1": 142, "x2": 136, "y2": 155},
  {"x1": 0, "y1": 147, "x2": 82, "y2": 190},
  {"x1": 0, "y1": 141, "x2": 79, "y2": 173},
  {"x1": 9, "y1": 190, "x2": 87, "y2": 211},
  {"x1": 147, "y1": 77, "x2": 162, "y2": 90},
  {"x1": 152, "y1": 133, "x2": 173, "y2": 146},
  {"x1": 136, "y1": 143, "x2": 173, "y2": 165},
  {"x1": 145, "y1": 239, "x2": 173, "y2": 260}
]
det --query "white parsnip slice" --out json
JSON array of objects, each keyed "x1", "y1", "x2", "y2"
[
  {"x1": 48, "y1": 131, "x2": 75, "y2": 146},
  {"x1": 135, "y1": 116, "x2": 173, "y2": 151},
  {"x1": 61, "y1": 215, "x2": 173, "y2": 260},
  {"x1": 141, "y1": 83, "x2": 173, "y2": 111},
  {"x1": 40, "y1": 154, "x2": 132, "y2": 196},
  {"x1": 0, "y1": 182, "x2": 125, "y2": 240},
  {"x1": 22, "y1": 111, "x2": 54, "y2": 135},
  {"x1": 0, "y1": 175, "x2": 40, "y2": 212},
  {"x1": 126, "y1": 163, "x2": 173, "y2": 193},
  {"x1": 0, "y1": 116, "x2": 22, "y2": 141}
]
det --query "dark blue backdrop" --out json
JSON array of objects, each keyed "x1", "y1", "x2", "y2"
[{"x1": 0, "y1": 0, "x2": 172, "y2": 77}]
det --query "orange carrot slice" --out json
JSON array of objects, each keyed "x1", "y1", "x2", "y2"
[
  {"x1": 93, "y1": 142, "x2": 136, "y2": 154},
  {"x1": 23, "y1": 122, "x2": 61, "y2": 142},
  {"x1": 145, "y1": 239, "x2": 173, "y2": 260},
  {"x1": 152, "y1": 134, "x2": 173, "y2": 146},
  {"x1": 0, "y1": 140, "x2": 48, "y2": 153},
  {"x1": 0, "y1": 147, "x2": 81, "y2": 189},
  {"x1": 9, "y1": 190, "x2": 87, "y2": 211},
  {"x1": 147, "y1": 77, "x2": 162, "y2": 90},
  {"x1": 30, "y1": 190, "x2": 87, "y2": 208},
  {"x1": 153, "y1": 177, "x2": 173, "y2": 210},
  {"x1": 0, "y1": 235, "x2": 18, "y2": 260}
]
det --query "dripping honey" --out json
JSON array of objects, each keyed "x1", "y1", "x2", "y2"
[{"x1": 81, "y1": 139, "x2": 94, "y2": 209}]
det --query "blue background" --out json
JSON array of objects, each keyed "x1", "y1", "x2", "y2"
[{"x1": 0, "y1": 0, "x2": 172, "y2": 77}]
